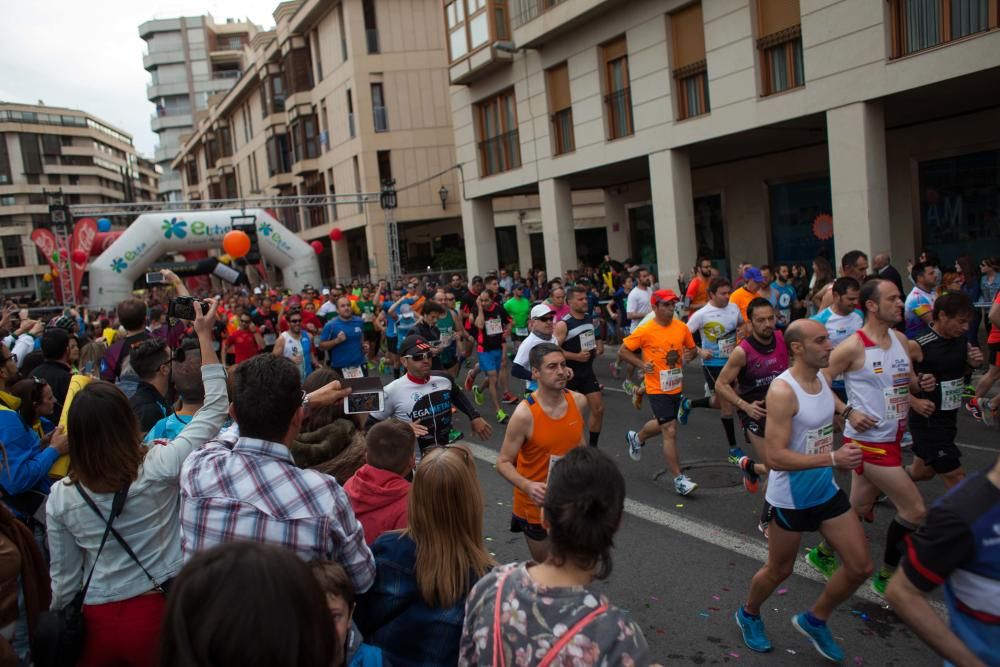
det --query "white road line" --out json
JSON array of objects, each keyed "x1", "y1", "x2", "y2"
[
  {"x1": 956, "y1": 440, "x2": 999, "y2": 453},
  {"x1": 463, "y1": 441, "x2": 945, "y2": 612}
]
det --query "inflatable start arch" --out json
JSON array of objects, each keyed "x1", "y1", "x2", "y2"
[{"x1": 89, "y1": 208, "x2": 322, "y2": 308}]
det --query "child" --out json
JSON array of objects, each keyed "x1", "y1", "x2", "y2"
[
  {"x1": 343, "y1": 419, "x2": 414, "y2": 545},
  {"x1": 310, "y1": 561, "x2": 386, "y2": 667}
]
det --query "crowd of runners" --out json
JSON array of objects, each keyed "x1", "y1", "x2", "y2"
[{"x1": 0, "y1": 248, "x2": 997, "y2": 665}]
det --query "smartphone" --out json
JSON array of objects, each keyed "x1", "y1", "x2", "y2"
[
  {"x1": 342, "y1": 377, "x2": 384, "y2": 414},
  {"x1": 168, "y1": 296, "x2": 208, "y2": 321},
  {"x1": 146, "y1": 272, "x2": 165, "y2": 284}
]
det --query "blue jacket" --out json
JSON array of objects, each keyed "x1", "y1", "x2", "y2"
[
  {"x1": 0, "y1": 391, "x2": 58, "y2": 505},
  {"x1": 354, "y1": 532, "x2": 468, "y2": 667}
]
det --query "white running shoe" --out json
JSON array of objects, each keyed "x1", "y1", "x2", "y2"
[
  {"x1": 674, "y1": 474, "x2": 698, "y2": 496},
  {"x1": 626, "y1": 430, "x2": 642, "y2": 461}
]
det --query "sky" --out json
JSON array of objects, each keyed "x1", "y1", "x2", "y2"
[{"x1": 0, "y1": 0, "x2": 279, "y2": 158}]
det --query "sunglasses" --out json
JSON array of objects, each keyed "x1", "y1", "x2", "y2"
[
  {"x1": 289, "y1": 319, "x2": 302, "y2": 324},
  {"x1": 405, "y1": 352, "x2": 432, "y2": 361},
  {"x1": 240, "y1": 319, "x2": 252, "y2": 324},
  {"x1": 534, "y1": 316, "x2": 554, "y2": 322}
]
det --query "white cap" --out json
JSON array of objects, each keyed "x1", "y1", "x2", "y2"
[
  {"x1": 530, "y1": 304, "x2": 554, "y2": 319},
  {"x1": 253, "y1": 287, "x2": 262, "y2": 295},
  {"x1": 322, "y1": 287, "x2": 331, "y2": 295}
]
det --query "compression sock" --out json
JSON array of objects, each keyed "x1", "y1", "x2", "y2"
[
  {"x1": 816, "y1": 542, "x2": 834, "y2": 558},
  {"x1": 691, "y1": 396, "x2": 712, "y2": 409},
  {"x1": 721, "y1": 417, "x2": 737, "y2": 447},
  {"x1": 588, "y1": 431, "x2": 600, "y2": 448},
  {"x1": 884, "y1": 517, "x2": 918, "y2": 568}
]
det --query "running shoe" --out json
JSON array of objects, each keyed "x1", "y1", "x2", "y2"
[
  {"x1": 610, "y1": 361, "x2": 621, "y2": 379},
  {"x1": 734, "y1": 608, "x2": 772, "y2": 653},
  {"x1": 626, "y1": 430, "x2": 643, "y2": 461},
  {"x1": 982, "y1": 398, "x2": 996, "y2": 426},
  {"x1": 631, "y1": 389, "x2": 644, "y2": 410},
  {"x1": 674, "y1": 474, "x2": 698, "y2": 496},
  {"x1": 502, "y1": 391, "x2": 519, "y2": 405},
  {"x1": 622, "y1": 379, "x2": 636, "y2": 395},
  {"x1": 757, "y1": 521, "x2": 769, "y2": 540},
  {"x1": 464, "y1": 371, "x2": 476, "y2": 392},
  {"x1": 728, "y1": 446, "x2": 746, "y2": 465},
  {"x1": 870, "y1": 571, "x2": 890, "y2": 599},
  {"x1": 962, "y1": 384, "x2": 977, "y2": 398},
  {"x1": 472, "y1": 385, "x2": 484, "y2": 406},
  {"x1": 804, "y1": 547, "x2": 838, "y2": 580},
  {"x1": 791, "y1": 612, "x2": 844, "y2": 663},
  {"x1": 738, "y1": 456, "x2": 760, "y2": 494},
  {"x1": 447, "y1": 429, "x2": 464, "y2": 443},
  {"x1": 966, "y1": 397, "x2": 984, "y2": 421},
  {"x1": 496, "y1": 409, "x2": 509, "y2": 424},
  {"x1": 900, "y1": 431, "x2": 913, "y2": 449},
  {"x1": 677, "y1": 396, "x2": 692, "y2": 425}
]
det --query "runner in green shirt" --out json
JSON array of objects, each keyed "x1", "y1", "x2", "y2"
[{"x1": 504, "y1": 283, "x2": 532, "y2": 344}]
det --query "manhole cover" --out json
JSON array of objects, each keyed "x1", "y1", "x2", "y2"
[{"x1": 653, "y1": 460, "x2": 742, "y2": 489}]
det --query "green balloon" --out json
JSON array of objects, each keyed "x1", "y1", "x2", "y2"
[{"x1": 51, "y1": 251, "x2": 60, "y2": 263}]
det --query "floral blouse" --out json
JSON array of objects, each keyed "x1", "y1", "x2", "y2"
[{"x1": 459, "y1": 562, "x2": 651, "y2": 666}]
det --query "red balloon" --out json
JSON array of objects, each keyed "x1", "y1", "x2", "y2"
[
  {"x1": 329, "y1": 228, "x2": 343, "y2": 242},
  {"x1": 223, "y1": 230, "x2": 251, "y2": 258},
  {"x1": 311, "y1": 240, "x2": 324, "y2": 255},
  {"x1": 71, "y1": 249, "x2": 88, "y2": 264}
]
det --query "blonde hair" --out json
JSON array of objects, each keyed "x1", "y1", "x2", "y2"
[
  {"x1": 405, "y1": 445, "x2": 494, "y2": 608},
  {"x1": 78, "y1": 340, "x2": 108, "y2": 378}
]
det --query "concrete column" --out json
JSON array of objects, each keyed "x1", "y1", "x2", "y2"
[
  {"x1": 514, "y1": 218, "x2": 533, "y2": 275},
  {"x1": 366, "y1": 219, "x2": 388, "y2": 282},
  {"x1": 602, "y1": 188, "x2": 631, "y2": 261},
  {"x1": 461, "y1": 197, "x2": 498, "y2": 277},
  {"x1": 827, "y1": 101, "x2": 891, "y2": 263},
  {"x1": 332, "y1": 235, "x2": 351, "y2": 282},
  {"x1": 648, "y1": 149, "x2": 697, "y2": 289},
  {"x1": 539, "y1": 178, "x2": 576, "y2": 279}
]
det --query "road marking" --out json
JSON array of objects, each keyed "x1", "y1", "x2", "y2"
[
  {"x1": 464, "y1": 441, "x2": 945, "y2": 612},
  {"x1": 956, "y1": 440, "x2": 999, "y2": 453}
]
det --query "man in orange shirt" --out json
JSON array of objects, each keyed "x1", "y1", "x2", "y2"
[
  {"x1": 730, "y1": 267, "x2": 765, "y2": 321},
  {"x1": 620, "y1": 289, "x2": 699, "y2": 496},
  {"x1": 685, "y1": 257, "x2": 714, "y2": 316}
]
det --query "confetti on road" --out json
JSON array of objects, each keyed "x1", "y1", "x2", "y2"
[
  {"x1": 485, "y1": 537, "x2": 494, "y2": 541},
  {"x1": 728, "y1": 652, "x2": 740, "y2": 659},
  {"x1": 853, "y1": 657, "x2": 864, "y2": 666},
  {"x1": 649, "y1": 595, "x2": 659, "y2": 602},
  {"x1": 712, "y1": 595, "x2": 721, "y2": 601},
  {"x1": 785, "y1": 649, "x2": 796, "y2": 655},
  {"x1": 777, "y1": 588, "x2": 788, "y2": 596},
  {"x1": 676, "y1": 504, "x2": 684, "y2": 508},
  {"x1": 699, "y1": 612, "x2": 710, "y2": 618},
  {"x1": 708, "y1": 607, "x2": 720, "y2": 611}
]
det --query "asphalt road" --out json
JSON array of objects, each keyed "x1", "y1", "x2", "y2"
[{"x1": 454, "y1": 347, "x2": 999, "y2": 666}]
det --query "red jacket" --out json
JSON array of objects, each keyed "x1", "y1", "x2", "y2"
[{"x1": 343, "y1": 464, "x2": 410, "y2": 546}]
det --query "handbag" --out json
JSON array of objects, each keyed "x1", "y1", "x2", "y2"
[{"x1": 31, "y1": 484, "x2": 129, "y2": 667}]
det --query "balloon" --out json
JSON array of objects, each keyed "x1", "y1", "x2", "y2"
[
  {"x1": 329, "y1": 228, "x2": 343, "y2": 242},
  {"x1": 97, "y1": 218, "x2": 112, "y2": 232},
  {"x1": 51, "y1": 269, "x2": 59, "y2": 277},
  {"x1": 219, "y1": 254, "x2": 232, "y2": 264},
  {"x1": 222, "y1": 230, "x2": 251, "y2": 258},
  {"x1": 43, "y1": 273, "x2": 52, "y2": 283},
  {"x1": 311, "y1": 241, "x2": 324, "y2": 255},
  {"x1": 71, "y1": 249, "x2": 88, "y2": 264}
]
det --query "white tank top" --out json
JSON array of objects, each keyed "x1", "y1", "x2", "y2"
[
  {"x1": 765, "y1": 370, "x2": 838, "y2": 510},
  {"x1": 844, "y1": 330, "x2": 910, "y2": 443}
]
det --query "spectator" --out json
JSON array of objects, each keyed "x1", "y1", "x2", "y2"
[
  {"x1": 873, "y1": 252, "x2": 904, "y2": 296},
  {"x1": 179, "y1": 354, "x2": 373, "y2": 591},
  {"x1": 0, "y1": 490, "x2": 50, "y2": 664},
  {"x1": 460, "y1": 447, "x2": 651, "y2": 664},
  {"x1": 128, "y1": 338, "x2": 172, "y2": 435},
  {"x1": 9, "y1": 378, "x2": 57, "y2": 441},
  {"x1": 808, "y1": 256, "x2": 835, "y2": 313},
  {"x1": 355, "y1": 444, "x2": 494, "y2": 666},
  {"x1": 144, "y1": 339, "x2": 206, "y2": 443},
  {"x1": 159, "y1": 542, "x2": 340, "y2": 667},
  {"x1": 310, "y1": 560, "x2": 386, "y2": 667},
  {"x1": 45, "y1": 303, "x2": 226, "y2": 667},
  {"x1": 30, "y1": 328, "x2": 75, "y2": 415},
  {"x1": 343, "y1": 420, "x2": 414, "y2": 546},
  {"x1": 101, "y1": 298, "x2": 150, "y2": 388}
]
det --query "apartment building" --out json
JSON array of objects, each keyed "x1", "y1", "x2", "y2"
[
  {"x1": 447, "y1": 0, "x2": 1000, "y2": 284},
  {"x1": 0, "y1": 102, "x2": 159, "y2": 297},
  {"x1": 172, "y1": 0, "x2": 461, "y2": 285},
  {"x1": 141, "y1": 15, "x2": 260, "y2": 201}
]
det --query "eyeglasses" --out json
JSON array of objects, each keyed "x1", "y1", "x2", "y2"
[
  {"x1": 1, "y1": 353, "x2": 16, "y2": 364},
  {"x1": 289, "y1": 319, "x2": 302, "y2": 324},
  {"x1": 534, "y1": 316, "x2": 554, "y2": 323},
  {"x1": 240, "y1": 319, "x2": 252, "y2": 324},
  {"x1": 405, "y1": 352, "x2": 432, "y2": 361}
]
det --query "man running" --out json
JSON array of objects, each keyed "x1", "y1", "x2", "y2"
[
  {"x1": 504, "y1": 283, "x2": 532, "y2": 346},
  {"x1": 497, "y1": 343, "x2": 587, "y2": 562},
  {"x1": 555, "y1": 285, "x2": 605, "y2": 448},
  {"x1": 511, "y1": 304, "x2": 556, "y2": 396},
  {"x1": 729, "y1": 267, "x2": 764, "y2": 322},
  {"x1": 905, "y1": 261, "x2": 938, "y2": 340},
  {"x1": 812, "y1": 277, "x2": 863, "y2": 404},
  {"x1": 684, "y1": 257, "x2": 714, "y2": 316},
  {"x1": 620, "y1": 290, "x2": 699, "y2": 496},
  {"x1": 680, "y1": 277, "x2": 744, "y2": 462},
  {"x1": 906, "y1": 292, "x2": 984, "y2": 489},
  {"x1": 472, "y1": 289, "x2": 512, "y2": 423},
  {"x1": 319, "y1": 297, "x2": 367, "y2": 378},
  {"x1": 805, "y1": 279, "x2": 933, "y2": 598},
  {"x1": 625, "y1": 267, "x2": 654, "y2": 333},
  {"x1": 817, "y1": 250, "x2": 870, "y2": 310},
  {"x1": 271, "y1": 309, "x2": 319, "y2": 380},
  {"x1": 770, "y1": 264, "x2": 800, "y2": 328},
  {"x1": 735, "y1": 319, "x2": 869, "y2": 663}
]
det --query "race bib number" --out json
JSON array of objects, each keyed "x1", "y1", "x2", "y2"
[
  {"x1": 883, "y1": 386, "x2": 910, "y2": 421},
  {"x1": 362, "y1": 312, "x2": 374, "y2": 323},
  {"x1": 940, "y1": 378, "x2": 963, "y2": 411},
  {"x1": 514, "y1": 327, "x2": 528, "y2": 337},
  {"x1": 659, "y1": 368, "x2": 683, "y2": 392},
  {"x1": 342, "y1": 366, "x2": 364, "y2": 379},
  {"x1": 548, "y1": 454, "x2": 564, "y2": 479},
  {"x1": 579, "y1": 330, "x2": 597, "y2": 352},
  {"x1": 805, "y1": 423, "x2": 834, "y2": 455},
  {"x1": 439, "y1": 332, "x2": 453, "y2": 347},
  {"x1": 717, "y1": 334, "x2": 736, "y2": 358},
  {"x1": 485, "y1": 318, "x2": 503, "y2": 336}
]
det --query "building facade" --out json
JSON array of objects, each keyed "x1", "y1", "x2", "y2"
[
  {"x1": 0, "y1": 102, "x2": 159, "y2": 298},
  {"x1": 446, "y1": 0, "x2": 1000, "y2": 284},
  {"x1": 141, "y1": 15, "x2": 260, "y2": 201},
  {"x1": 172, "y1": 0, "x2": 462, "y2": 285}
]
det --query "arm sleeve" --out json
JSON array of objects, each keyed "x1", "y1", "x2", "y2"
[
  {"x1": 45, "y1": 491, "x2": 85, "y2": 609},
  {"x1": 899, "y1": 506, "x2": 974, "y2": 593},
  {"x1": 685, "y1": 278, "x2": 700, "y2": 299},
  {"x1": 0, "y1": 415, "x2": 59, "y2": 496},
  {"x1": 622, "y1": 328, "x2": 642, "y2": 352},
  {"x1": 686, "y1": 308, "x2": 703, "y2": 334},
  {"x1": 442, "y1": 374, "x2": 480, "y2": 420},
  {"x1": 511, "y1": 363, "x2": 533, "y2": 380}
]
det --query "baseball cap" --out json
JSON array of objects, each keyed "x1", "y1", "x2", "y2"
[
  {"x1": 253, "y1": 287, "x2": 262, "y2": 295},
  {"x1": 743, "y1": 267, "x2": 765, "y2": 283},
  {"x1": 530, "y1": 304, "x2": 554, "y2": 320},
  {"x1": 322, "y1": 287, "x2": 330, "y2": 295},
  {"x1": 651, "y1": 289, "x2": 680, "y2": 305},
  {"x1": 399, "y1": 335, "x2": 432, "y2": 357}
]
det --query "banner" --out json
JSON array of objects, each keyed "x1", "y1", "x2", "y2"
[
  {"x1": 30, "y1": 228, "x2": 70, "y2": 304},
  {"x1": 70, "y1": 217, "x2": 98, "y2": 303}
]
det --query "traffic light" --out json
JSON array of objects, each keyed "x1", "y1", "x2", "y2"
[{"x1": 230, "y1": 214, "x2": 261, "y2": 264}]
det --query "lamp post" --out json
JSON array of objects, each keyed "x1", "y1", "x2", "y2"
[{"x1": 438, "y1": 185, "x2": 448, "y2": 210}]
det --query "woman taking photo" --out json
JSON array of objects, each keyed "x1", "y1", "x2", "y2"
[
  {"x1": 45, "y1": 300, "x2": 226, "y2": 667},
  {"x1": 459, "y1": 447, "x2": 650, "y2": 665},
  {"x1": 355, "y1": 444, "x2": 494, "y2": 666}
]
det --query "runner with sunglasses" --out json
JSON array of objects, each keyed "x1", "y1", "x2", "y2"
[
  {"x1": 511, "y1": 304, "x2": 557, "y2": 397},
  {"x1": 272, "y1": 310, "x2": 320, "y2": 381},
  {"x1": 221, "y1": 313, "x2": 264, "y2": 366}
]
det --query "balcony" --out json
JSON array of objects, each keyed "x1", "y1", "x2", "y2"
[
  {"x1": 512, "y1": 0, "x2": 623, "y2": 49},
  {"x1": 211, "y1": 69, "x2": 242, "y2": 80},
  {"x1": 449, "y1": 46, "x2": 514, "y2": 85},
  {"x1": 147, "y1": 80, "x2": 189, "y2": 100},
  {"x1": 143, "y1": 49, "x2": 186, "y2": 70},
  {"x1": 150, "y1": 112, "x2": 193, "y2": 132}
]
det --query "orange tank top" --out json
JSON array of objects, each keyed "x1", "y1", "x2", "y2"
[{"x1": 512, "y1": 390, "x2": 583, "y2": 524}]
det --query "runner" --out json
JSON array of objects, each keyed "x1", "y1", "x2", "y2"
[
  {"x1": 271, "y1": 310, "x2": 319, "y2": 381},
  {"x1": 734, "y1": 319, "x2": 869, "y2": 663},
  {"x1": 472, "y1": 289, "x2": 512, "y2": 423},
  {"x1": 770, "y1": 264, "x2": 800, "y2": 329},
  {"x1": 496, "y1": 343, "x2": 587, "y2": 561},
  {"x1": 356, "y1": 284, "x2": 382, "y2": 369},
  {"x1": 620, "y1": 289, "x2": 700, "y2": 496},
  {"x1": 319, "y1": 297, "x2": 367, "y2": 378},
  {"x1": 503, "y1": 283, "x2": 532, "y2": 347},
  {"x1": 905, "y1": 261, "x2": 938, "y2": 339},
  {"x1": 624, "y1": 267, "x2": 653, "y2": 333},
  {"x1": 381, "y1": 286, "x2": 403, "y2": 378},
  {"x1": 812, "y1": 277, "x2": 863, "y2": 403},
  {"x1": 511, "y1": 304, "x2": 556, "y2": 396},
  {"x1": 432, "y1": 289, "x2": 466, "y2": 378},
  {"x1": 554, "y1": 285, "x2": 605, "y2": 448},
  {"x1": 681, "y1": 277, "x2": 744, "y2": 462},
  {"x1": 817, "y1": 250, "x2": 870, "y2": 310},
  {"x1": 684, "y1": 257, "x2": 714, "y2": 316},
  {"x1": 729, "y1": 267, "x2": 764, "y2": 322},
  {"x1": 804, "y1": 278, "x2": 933, "y2": 598},
  {"x1": 970, "y1": 288, "x2": 1000, "y2": 424},
  {"x1": 905, "y1": 292, "x2": 984, "y2": 489}
]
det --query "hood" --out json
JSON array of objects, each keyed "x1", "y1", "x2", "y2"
[{"x1": 345, "y1": 464, "x2": 410, "y2": 513}]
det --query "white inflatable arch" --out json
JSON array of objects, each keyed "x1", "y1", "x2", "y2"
[{"x1": 89, "y1": 208, "x2": 322, "y2": 308}]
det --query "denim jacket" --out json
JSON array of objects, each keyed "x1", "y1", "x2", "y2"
[
  {"x1": 354, "y1": 532, "x2": 473, "y2": 667},
  {"x1": 46, "y1": 364, "x2": 229, "y2": 609}
]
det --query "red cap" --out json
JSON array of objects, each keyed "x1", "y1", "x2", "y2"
[{"x1": 651, "y1": 289, "x2": 680, "y2": 305}]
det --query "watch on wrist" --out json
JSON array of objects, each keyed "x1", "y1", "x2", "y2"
[{"x1": 301, "y1": 392, "x2": 311, "y2": 414}]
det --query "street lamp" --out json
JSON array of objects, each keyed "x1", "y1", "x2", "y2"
[{"x1": 438, "y1": 185, "x2": 448, "y2": 210}]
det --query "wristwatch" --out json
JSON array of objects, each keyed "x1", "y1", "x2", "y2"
[{"x1": 301, "y1": 392, "x2": 311, "y2": 416}]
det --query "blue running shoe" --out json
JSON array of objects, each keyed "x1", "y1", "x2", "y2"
[
  {"x1": 734, "y1": 608, "x2": 772, "y2": 653},
  {"x1": 677, "y1": 397, "x2": 692, "y2": 425},
  {"x1": 792, "y1": 612, "x2": 844, "y2": 663},
  {"x1": 728, "y1": 446, "x2": 745, "y2": 465}
]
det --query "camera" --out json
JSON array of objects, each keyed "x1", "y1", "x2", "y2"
[
  {"x1": 168, "y1": 296, "x2": 209, "y2": 321},
  {"x1": 342, "y1": 377, "x2": 384, "y2": 414},
  {"x1": 145, "y1": 272, "x2": 165, "y2": 284}
]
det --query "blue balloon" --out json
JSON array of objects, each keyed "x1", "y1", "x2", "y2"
[{"x1": 97, "y1": 218, "x2": 111, "y2": 232}]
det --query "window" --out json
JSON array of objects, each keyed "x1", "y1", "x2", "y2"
[
  {"x1": 546, "y1": 63, "x2": 574, "y2": 155},
  {"x1": 284, "y1": 46, "x2": 314, "y2": 95},
  {"x1": 347, "y1": 90, "x2": 356, "y2": 138},
  {"x1": 671, "y1": 3, "x2": 710, "y2": 119},
  {"x1": 353, "y1": 156, "x2": 363, "y2": 213},
  {"x1": 364, "y1": 0, "x2": 380, "y2": 54},
  {"x1": 476, "y1": 89, "x2": 521, "y2": 176},
  {"x1": 889, "y1": 0, "x2": 996, "y2": 57},
  {"x1": 337, "y1": 3, "x2": 348, "y2": 62},
  {"x1": 447, "y1": 1, "x2": 469, "y2": 60},
  {"x1": 220, "y1": 125, "x2": 234, "y2": 157},
  {"x1": 249, "y1": 151, "x2": 260, "y2": 192},
  {"x1": 2, "y1": 236, "x2": 23, "y2": 268},
  {"x1": 0, "y1": 196, "x2": 15, "y2": 207},
  {"x1": 602, "y1": 37, "x2": 633, "y2": 139},
  {"x1": 312, "y1": 29, "x2": 323, "y2": 81},
  {"x1": 19, "y1": 134, "x2": 42, "y2": 174},
  {"x1": 291, "y1": 114, "x2": 319, "y2": 162},
  {"x1": 371, "y1": 83, "x2": 388, "y2": 132},
  {"x1": 769, "y1": 178, "x2": 833, "y2": 266},
  {"x1": 185, "y1": 159, "x2": 199, "y2": 186},
  {"x1": 756, "y1": 0, "x2": 804, "y2": 95},
  {"x1": 266, "y1": 134, "x2": 292, "y2": 175},
  {"x1": 447, "y1": 0, "x2": 495, "y2": 61},
  {"x1": 327, "y1": 169, "x2": 338, "y2": 220},
  {"x1": 0, "y1": 136, "x2": 10, "y2": 185},
  {"x1": 377, "y1": 150, "x2": 393, "y2": 184}
]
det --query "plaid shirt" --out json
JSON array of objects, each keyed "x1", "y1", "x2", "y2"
[{"x1": 180, "y1": 434, "x2": 375, "y2": 593}]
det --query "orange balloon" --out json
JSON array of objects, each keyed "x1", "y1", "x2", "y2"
[{"x1": 223, "y1": 230, "x2": 251, "y2": 258}]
